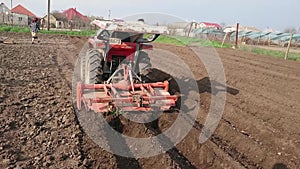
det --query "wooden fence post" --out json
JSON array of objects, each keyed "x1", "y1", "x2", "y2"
[
  {"x1": 284, "y1": 33, "x2": 293, "y2": 60},
  {"x1": 221, "y1": 32, "x2": 228, "y2": 48},
  {"x1": 187, "y1": 22, "x2": 193, "y2": 37},
  {"x1": 234, "y1": 23, "x2": 239, "y2": 48}
]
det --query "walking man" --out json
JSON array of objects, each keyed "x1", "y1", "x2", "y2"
[{"x1": 29, "y1": 18, "x2": 40, "y2": 44}]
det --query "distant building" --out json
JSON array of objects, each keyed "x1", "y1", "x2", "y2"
[
  {"x1": 62, "y1": 8, "x2": 90, "y2": 29},
  {"x1": 264, "y1": 28, "x2": 279, "y2": 33},
  {"x1": 199, "y1": 22, "x2": 222, "y2": 29},
  {"x1": 43, "y1": 8, "x2": 90, "y2": 30},
  {"x1": 224, "y1": 25, "x2": 261, "y2": 33},
  {"x1": 63, "y1": 8, "x2": 89, "y2": 21},
  {"x1": 42, "y1": 14, "x2": 56, "y2": 28},
  {"x1": 167, "y1": 22, "x2": 194, "y2": 36},
  {"x1": 11, "y1": 4, "x2": 36, "y2": 26},
  {"x1": 88, "y1": 16, "x2": 104, "y2": 21},
  {"x1": 43, "y1": 13, "x2": 68, "y2": 28},
  {"x1": 0, "y1": 3, "x2": 11, "y2": 24},
  {"x1": 168, "y1": 22, "x2": 190, "y2": 29}
]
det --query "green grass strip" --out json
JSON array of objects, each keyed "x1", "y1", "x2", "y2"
[
  {"x1": 0, "y1": 25, "x2": 95, "y2": 36},
  {"x1": 240, "y1": 46, "x2": 300, "y2": 61},
  {"x1": 156, "y1": 35, "x2": 231, "y2": 48}
]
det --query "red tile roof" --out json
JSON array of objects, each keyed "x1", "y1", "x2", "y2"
[
  {"x1": 62, "y1": 8, "x2": 89, "y2": 21},
  {"x1": 200, "y1": 22, "x2": 222, "y2": 29},
  {"x1": 11, "y1": 4, "x2": 36, "y2": 17}
]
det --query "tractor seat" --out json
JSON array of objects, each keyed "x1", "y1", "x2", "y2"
[{"x1": 111, "y1": 31, "x2": 131, "y2": 42}]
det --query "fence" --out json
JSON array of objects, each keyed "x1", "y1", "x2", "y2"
[
  {"x1": 229, "y1": 31, "x2": 300, "y2": 47},
  {"x1": 168, "y1": 23, "x2": 300, "y2": 48}
]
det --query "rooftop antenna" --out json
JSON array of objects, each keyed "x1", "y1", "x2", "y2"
[{"x1": 108, "y1": 9, "x2": 111, "y2": 20}]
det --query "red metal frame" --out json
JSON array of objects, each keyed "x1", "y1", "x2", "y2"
[
  {"x1": 77, "y1": 81, "x2": 177, "y2": 113},
  {"x1": 88, "y1": 38, "x2": 153, "y2": 62},
  {"x1": 107, "y1": 42, "x2": 153, "y2": 62}
]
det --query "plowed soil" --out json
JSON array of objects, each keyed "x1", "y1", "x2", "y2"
[{"x1": 0, "y1": 32, "x2": 299, "y2": 169}]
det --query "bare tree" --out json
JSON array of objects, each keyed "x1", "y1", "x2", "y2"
[
  {"x1": 220, "y1": 22, "x2": 226, "y2": 28},
  {"x1": 283, "y1": 27, "x2": 297, "y2": 34}
]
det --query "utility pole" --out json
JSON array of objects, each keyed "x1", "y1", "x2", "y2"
[
  {"x1": 2, "y1": 8, "x2": 4, "y2": 23},
  {"x1": 10, "y1": 0, "x2": 13, "y2": 26},
  {"x1": 47, "y1": 0, "x2": 50, "y2": 31}
]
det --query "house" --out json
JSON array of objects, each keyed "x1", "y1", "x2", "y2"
[
  {"x1": 62, "y1": 8, "x2": 90, "y2": 29},
  {"x1": 43, "y1": 8, "x2": 89, "y2": 30},
  {"x1": 167, "y1": 22, "x2": 197, "y2": 36},
  {"x1": 52, "y1": 13, "x2": 68, "y2": 28},
  {"x1": 168, "y1": 22, "x2": 190, "y2": 29},
  {"x1": 42, "y1": 14, "x2": 56, "y2": 28},
  {"x1": 62, "y1": 8, "x2": 89, "y2": 22},
  {"x1": 238, "y1": 25, "x2": 261, "y2": 32},
  {"x1": 199, "y1": 22, "x2": 222, "y2": 29},
  {"x1": 223, "y1": 25, "x2": 261, "y2": 33},
  {"x1": 11, "y1": 4, "x2": 36, "y2": 26},
  {"x1": 0, "y1": 3, "x2": 12, "y2": 24},
  {"x1": 43, "y1": 12, "x2": 68, "y2": 28}
]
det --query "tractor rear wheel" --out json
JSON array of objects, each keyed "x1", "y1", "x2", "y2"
[
  {"x1": 79, "y1": 51, "x2": 86, "y2": 81},
  {"x1": 84, "y1": 49, "x2": 104, "y2": 84}
]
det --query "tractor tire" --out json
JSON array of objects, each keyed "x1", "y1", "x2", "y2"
[
  {"x1": 136, "y1": 51, "x2": 152, "y2": 80},
  {"x1": 79, "y1": 51, "x2": 86, "y2": 81},
  {"x1": 84, "y1": 49, "x2": 104, "y2": 84}
]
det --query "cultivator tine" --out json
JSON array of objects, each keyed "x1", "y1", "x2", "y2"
[
  {"x1": 110, "y1": 85, "x2": 120, "y2": 98},
  {"x1": 77, "y1": 81, "x2": 177, "y2": 113},
  {"x1": 147, "y1": 84, "x2": 155, "y2": 94},
  {"x1": 129, "y1": 69, "x2": 135, "y2": 93}
]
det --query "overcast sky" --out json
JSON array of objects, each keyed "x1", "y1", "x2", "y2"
[{"x1": 1, "y1": 0, "x2": 299, "y2": 31}]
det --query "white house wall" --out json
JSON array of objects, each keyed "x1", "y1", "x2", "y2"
[
  {"x1": 12, "y1": 13, "x2": 28, "y2": 26},
  {"x1": 0, "y1": 3, "x2": 11, "y2": 24}
]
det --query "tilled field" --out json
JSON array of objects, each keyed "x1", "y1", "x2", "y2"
[{"x1": 0, "y1": 32, "x2": 299, "y2": 169}]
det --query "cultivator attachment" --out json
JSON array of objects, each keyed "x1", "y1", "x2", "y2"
[{"x1": 76, "y1": 81, "x2": 178, "y2": 113}]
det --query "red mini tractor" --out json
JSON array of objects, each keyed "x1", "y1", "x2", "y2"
[{"x1": 76, "y1": 20, "x2": 178, "y2": 114}]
